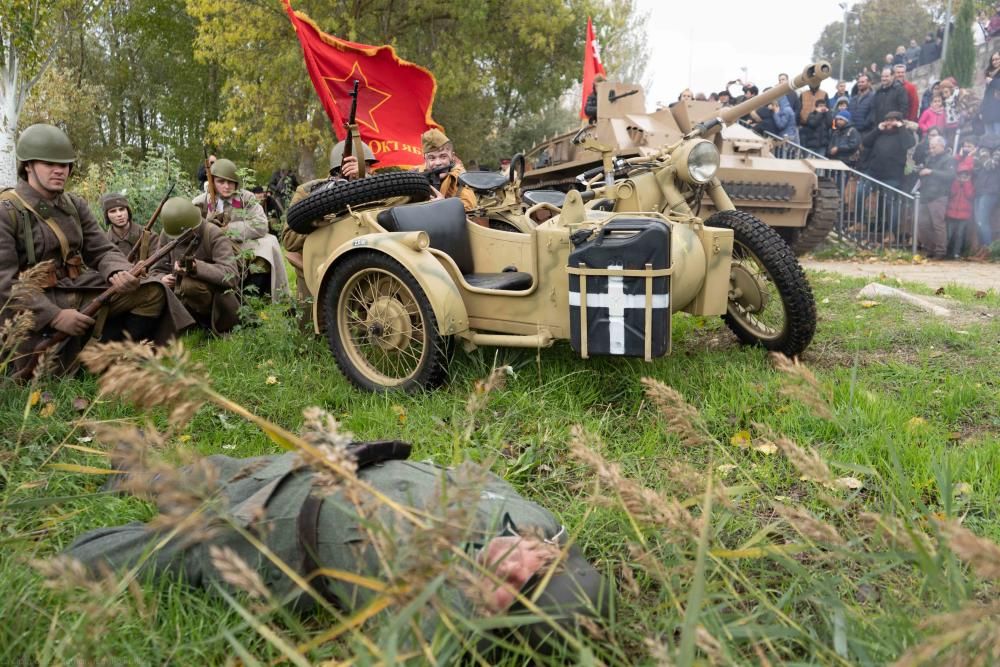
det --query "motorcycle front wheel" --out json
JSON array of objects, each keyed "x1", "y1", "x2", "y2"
[{"x1": 704, "y1": 210, "x2": 816, "y2": 357}]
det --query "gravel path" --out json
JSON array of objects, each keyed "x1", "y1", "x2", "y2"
[{"x1": 800, "y1": 259, "x2": 1000, "y2": 292}]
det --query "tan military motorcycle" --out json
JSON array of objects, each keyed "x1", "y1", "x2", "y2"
[{"x1": 286, "y1": 62, "x2": 830, "y2": 392}]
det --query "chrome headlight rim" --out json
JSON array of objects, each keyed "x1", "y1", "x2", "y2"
[{"x1": 675, "y1": 139, "x2": 720, "y2": 185}]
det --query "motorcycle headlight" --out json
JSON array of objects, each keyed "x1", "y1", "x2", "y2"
[{"x1": 675, "y1": 139, "x2": 720, "y2": 185}]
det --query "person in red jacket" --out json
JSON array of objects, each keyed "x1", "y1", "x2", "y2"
[
  {"x1": 893, "y1": 64, "x2": 920, "y2": 121},
  {"x1": 945, "y1": 155, "x2": 976, "y2": 259}
]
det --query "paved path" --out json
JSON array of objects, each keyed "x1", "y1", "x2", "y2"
[{"x1": 800, "y1": 259, "x2": 1000, "y2": 292}]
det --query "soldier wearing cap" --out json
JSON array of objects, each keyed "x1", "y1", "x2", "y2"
[
  {"x1": 100, "y1": 192, "x2": 153, "y2": 259},
  {"x1": 0, "y1": 124, "x2": 172, "y2": 375},
  {"x1": 193, "y1": 159, "x2": 289, "y2": 302},
  {"x1": 66, "y1": 442, "x2": 608, "y2": 654},
  {"x1": 280, "y1": 140, "x2": 379, "y2": 318},
  {"x1": 150, "y1": 197, "x2": 240, "y2": 334},
  {"x1": 421, "y1": 129, "x2": 477, "y2": 212}
]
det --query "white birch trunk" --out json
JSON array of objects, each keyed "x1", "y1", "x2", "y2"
[{"x1": 0, "y1": 41, "x2": 25, "y2": 189}]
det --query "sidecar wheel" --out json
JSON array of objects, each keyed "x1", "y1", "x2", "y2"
[
  {"x1": 704, "y1": 210, "x2": 816, "y2": 356},
  {"x1": 324, "y1": 251, "x2": 448, "y2": 392}
]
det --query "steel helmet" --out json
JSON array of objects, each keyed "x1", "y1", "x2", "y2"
[
  {"x1": 209, "y1": 158, "x2": 240, "y2": 184},
  {"x1": 16, "y1": 124, "x2": 76, "y2": 164},
  {"x1": 329, "y1": 140, "x2": 378, "y2": 174},
  {"x1": 160, "y1": 197, "x2": 202, "y2": 237}
]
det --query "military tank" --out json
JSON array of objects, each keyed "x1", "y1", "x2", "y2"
[{"x1": 520, "y1": 80, "x2": 847, "y2": 255}]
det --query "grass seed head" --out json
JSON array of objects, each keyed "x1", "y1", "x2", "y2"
[
  {"x1": 753, "y1": 422, "x2": 834, "y2": 486},
  {"x1": 641, "y1": 377, "x2": 716, "y2": 448},
  {"x1": 935, "y1": 519, "x2": 1000, "y2": 580},
  {"x1": 773, "y1": 503, "x2": 845, "y2": 546},
  {"x1": 209, "y1": 545, "x2": 271, "y2": 601},
  {"x1": 770, "y1": 352, "x2": 833, "y2": 420},
  {"x1": 11, "y1": 261, "x2": 55, "y2": 302},
  {"x1": 295, "y1": 407, "x2": 357, "y2": 491},
  {"x1": 0, "y1": 309, "x2": 33, "y2": 355}
]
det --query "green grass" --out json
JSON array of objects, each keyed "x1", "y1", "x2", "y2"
[{"x1": 1, "y1": 272, "x2": 999, "y2": 665}]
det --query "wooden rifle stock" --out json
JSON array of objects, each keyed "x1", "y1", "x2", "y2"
[
  {"x1": 127, "y1": 181, "x2": 176, "y2": 262},
  {"x1": 13, "y1": 226, "x2": 198, "y2": 381},
  {"x1": 343, "y1": 79, "x2": 367, "y2": 178}
]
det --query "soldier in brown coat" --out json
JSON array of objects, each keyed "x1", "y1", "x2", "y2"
[
  {"x1": 150, "y1": 198, "x2": 240, "y2": 334},
  {"x1": 101, "y1": 193, "x2": 149, "y2": 257},
  {"x1": 421, "y1": 129, "x2": 477, "y2": 211},
  {"x1": 0, "y1": 125, "x2": 172, "y2": 376}
]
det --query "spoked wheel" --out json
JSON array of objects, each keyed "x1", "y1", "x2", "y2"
[
  {"x1": 324, "y1": 251, "x2": 447, "y2": 392},
  {"x1": 705, "y1": 210, "x2": 816, "y2": 356}
]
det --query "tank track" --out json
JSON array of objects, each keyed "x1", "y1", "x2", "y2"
[{"x1": 776, "y1": 176, "x2": 840, "y2": 255}]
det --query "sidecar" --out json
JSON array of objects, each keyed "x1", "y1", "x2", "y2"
[{"x1": 291, "y1": 173, "x2": 735, "y2": 392}]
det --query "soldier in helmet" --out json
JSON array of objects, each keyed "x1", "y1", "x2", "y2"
[
  {"x1": 421, "y1": 129, "x2": 477, "y2": 211},
  {"x1": 280, "y1": 140, "x2": 379, "y2": 320},
  {"x1": 192, "y1": 159, "x2": 289, "y2": 303},
  {"x1": 0, "y1": 124, "x2": 173, "y2": 376},
  {"x1": 66, "y1": 441, "x2": 608, "y2": 654},
  {"x1": 150, "y1": 197, "x2": 240, "y2": 334}
]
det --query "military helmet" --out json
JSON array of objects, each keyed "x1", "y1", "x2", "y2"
[
  {"x1": 16, "y1": 124, "x2": 76, "y2": 164},
  {"x1": 209, "y1": 158, "x2": 240, "y2": 184},
  {"x1": 160, "y1": 197, "x2": 202, "y2": 237},
  {"x1": 330, "y1": 140, "x2": 378, "y2": 174}
]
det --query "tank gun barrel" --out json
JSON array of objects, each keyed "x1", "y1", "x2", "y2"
[{"x1": 692, "y1": 61, "x2": 832, "y2": 137}]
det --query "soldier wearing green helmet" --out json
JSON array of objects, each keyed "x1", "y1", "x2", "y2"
[
  {"x1": 192, "y1": 159, "x2": 289, "y2": 304},
  {"x1": 150, "y1": 197, "x2": 240, "y2": 334},
  {"x1": 280, "y1": 139, "x2": 379, "y2": 320},
  {"x1": 0, "y1": 124, "x2": 181, "y2": 376}
]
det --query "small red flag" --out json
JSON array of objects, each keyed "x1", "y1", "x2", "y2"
[
  {"x1": 283, "y1": 1, "x2": 440, "y2": 168},
  {"x1": 580, "y1": 17, "x2": 607, "y2": 119}
]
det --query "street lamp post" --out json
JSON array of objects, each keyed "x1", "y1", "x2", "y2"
[{"x1": 838, "y1": 2, "x2": 849, "y2": 82}]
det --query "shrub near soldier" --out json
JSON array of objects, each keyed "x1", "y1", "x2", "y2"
[
  {"x1": 151, "y1": 197, "x2": 240, "y2": 334},
  {"x1": 0, "y1": 124, "x2": 176, "y2": 375},
  {"x1": 421, "y1": 129, "x2": 477, "y2": 212},
  {"x1": 280, "y1": 140, "x2": 378, "y2": 318},
  {"x1": 192, "y1": 159, "x2": 289, "y2": 302}
]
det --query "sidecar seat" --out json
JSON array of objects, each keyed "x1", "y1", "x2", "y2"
[{"x1": 377, "y1": 198, "x2": 532, "y2": 291}]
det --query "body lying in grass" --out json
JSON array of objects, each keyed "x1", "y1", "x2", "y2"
[{"x1": 65, "y1": 438, "x2": 607, "y2": 655}]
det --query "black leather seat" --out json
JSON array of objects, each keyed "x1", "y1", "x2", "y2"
[
  {"x1": 458, "y1": 171, "x2": 509, "y2": 193},
  {"x1": 377, "y1": 198, "x2": 532, "y2": 291}
]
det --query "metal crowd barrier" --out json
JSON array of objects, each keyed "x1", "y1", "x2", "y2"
[{"x1": 755, "y1": 129, "x2": 922, "y2": 254}]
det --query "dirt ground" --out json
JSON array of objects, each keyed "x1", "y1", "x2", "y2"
[{"x1": 800, "y1": 258, "x2": 1000, "y2": 292}]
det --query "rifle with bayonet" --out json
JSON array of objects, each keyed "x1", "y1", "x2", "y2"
[
  {"x1": 127, "y1": 181, "x2": 176, "y2": 263},
  {"x1": 13, "y1": 225, "x2": 200, "y2": 381},
  {"x1": 342, "y1": 79, "x2": 367, "y2": 179}
]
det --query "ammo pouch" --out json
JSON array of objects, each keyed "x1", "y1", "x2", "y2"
[{"x1": 296, "y1": 439, "x2": 412, "y2": 608}]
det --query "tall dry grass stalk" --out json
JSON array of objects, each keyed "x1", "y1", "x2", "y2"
[
  {"x1": 753, "y1": 422, "x2": 835, "y2": 487},
  {"x1": 770, "y1": 353, "x2": 833, "y2": 420},
  {"x1": 80, "y1": 340, "x2": 205, "y2": 424},
  {"x1": 294, "y1": 407, "x2": 357, "y2": 492},
  {"x1": 641, "y1": 378, "x2": 716, "y2": 448},
  {"x1": 772, "y1": 503, "x2": 845, "y2": 547},
  {"x1": 859, "y1": 512, "x2": 937, "y2": 557},
  {"x1": 569, "y1": 425, "x2": 702, "y2": 541},
  {"x1": 934, "y1": 519, "x2": 1000, "y2": 580},
  {"x1": 31, "y1": 556, "x2": 126, "y2": 628},
  {"x1": 892, "y1": 600, "x2": 1000, "y2": 667},
  {"x1": 209, "y1": 545, "x2": 272, "y2": 601}
]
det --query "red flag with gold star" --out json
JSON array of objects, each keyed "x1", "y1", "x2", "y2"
[
  {"x1": 283, "y1": 1, "x2": 440, "y2": 167},
  {"x1": 580, "y1": 17, "x2": 607, "y2": 119}
]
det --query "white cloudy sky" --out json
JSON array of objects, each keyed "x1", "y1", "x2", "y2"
[{"x1": 633, "y1": 0, "x2": 848, "y2": 107}]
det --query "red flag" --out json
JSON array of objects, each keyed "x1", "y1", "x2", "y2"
[
  {"x1": 283, "y1": 1, "x2": 440, "y2": 168},
  {"x1": 580, "y1": 17, "x2": 607, "y2": 119}
]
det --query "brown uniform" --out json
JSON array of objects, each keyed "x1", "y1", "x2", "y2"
[
  {"x1": 150, "y1": 222, "x2": 240, "y2": 334},
  {"x1": 104, "y1": 220, "x2": 157, "y2": 260},
  {"x1": 0, "y1": 180, "x2": 171, "y2": 375},
  {"x1": 437, "y1": 165, "x2": 477, "y2": 211}
]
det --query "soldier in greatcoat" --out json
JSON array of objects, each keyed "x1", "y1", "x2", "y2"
[
  {"x1": 101, "y1": 193, "x2": 148, "y2": 257},
  {"x1": 151, "y1": 198, "x2": 240, "y2": 334},
  {"x1": 0, "y1": 125, "x2": 175, "y2": 375},
  {"x1": 192, "y1": 159, "x2": 289, "y2": 302}
]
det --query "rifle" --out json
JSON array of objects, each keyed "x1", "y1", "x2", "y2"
[
  {"x1": 13, "y1": 225, "x2": 199, "y2": 381},
  {"x1": 343, "y1": 79, "x2": 367, "y2": 179},
  {"x1": 127, "y1": 181, "x2": 176, "y2": 263},
  {"x1": 204, "y1": 147, "x2": 218, "y2": 210}
]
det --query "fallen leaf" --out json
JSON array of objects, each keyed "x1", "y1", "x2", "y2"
[
  {"x1": 953, "y1": 482, "x2": 972, "y2": 498},
  {"x1": 76, "y1": 436, "x2": 93, "y2": 443},
  {"x1": 258, "y1": 311, "x2": 269, "y2": 321},
  {"x1": 974, "y1": 290, "x2": 987, "y2": 299},
  {"x1": 835, "y1": 476, "x2": 864, "y2": 490},
  {"x1": 72, "y1": 397, "x2": 90, "y2": 412},
  {"x1": 222, "y1": 444, "x2": 236, "y2": 450},
  {"x1": 29, "y1": 391, "x2": 41, "y2": 407},
  {"x1": 730, "y1": 430, "x2": 752, "y2": 448},
  {"x1": 858, "y1": 300, "x2": 881, "y2": 308},
  {"x1": 934, "y1": 287, "x2": 946, "y2": 295},
  {"x1": 906, "y1": 416, "x2": 927, "y2": 431},
  {"x1": 947, "y1": 431, "x2": 962, "y2": 441},
  {"x1": 265, "y1": 375, "x2": 279, "y2": 385},
  {"x1": 392, "y1": 404, "x2": 407, "y2": 423},
  {"x1": 716, "y1": 464, "x2": 737, "y2": 476},
  {"x1": 178, "y1": 434, "x2": 192, "y2": 442},
  {"x1": 955, "y1": 330, "x2": 969, "y2": 335},
  {"x1": 39, "y1": 403, "x2": 56, "y2": 418},
  {"x1": 753, "y1": 442, "x2": 778, "y2": 455},
  {"x1": 774, "y1": 495, "x2": 794, "y2": 502},
  {"x1": 821, "y1": 297, "x2": 830, "y2": 304}
]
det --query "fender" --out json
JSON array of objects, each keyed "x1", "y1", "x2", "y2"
[{"x1": 305, "y1": 231, "x2": 469, "y2": 337}]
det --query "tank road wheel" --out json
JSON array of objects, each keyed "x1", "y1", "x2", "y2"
[
  {"x1": 705, "y1": 210, "x2": 816, "y2": 357},
  {"x1": 324, "y1": 252, "x2": 448, "y2": 392},
  {"x1": 777, "y1": 176, "x2": 840, "y2": 255},
  {"x1": 286, "y1": 172, "x2": 432, "y2": 234}
]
